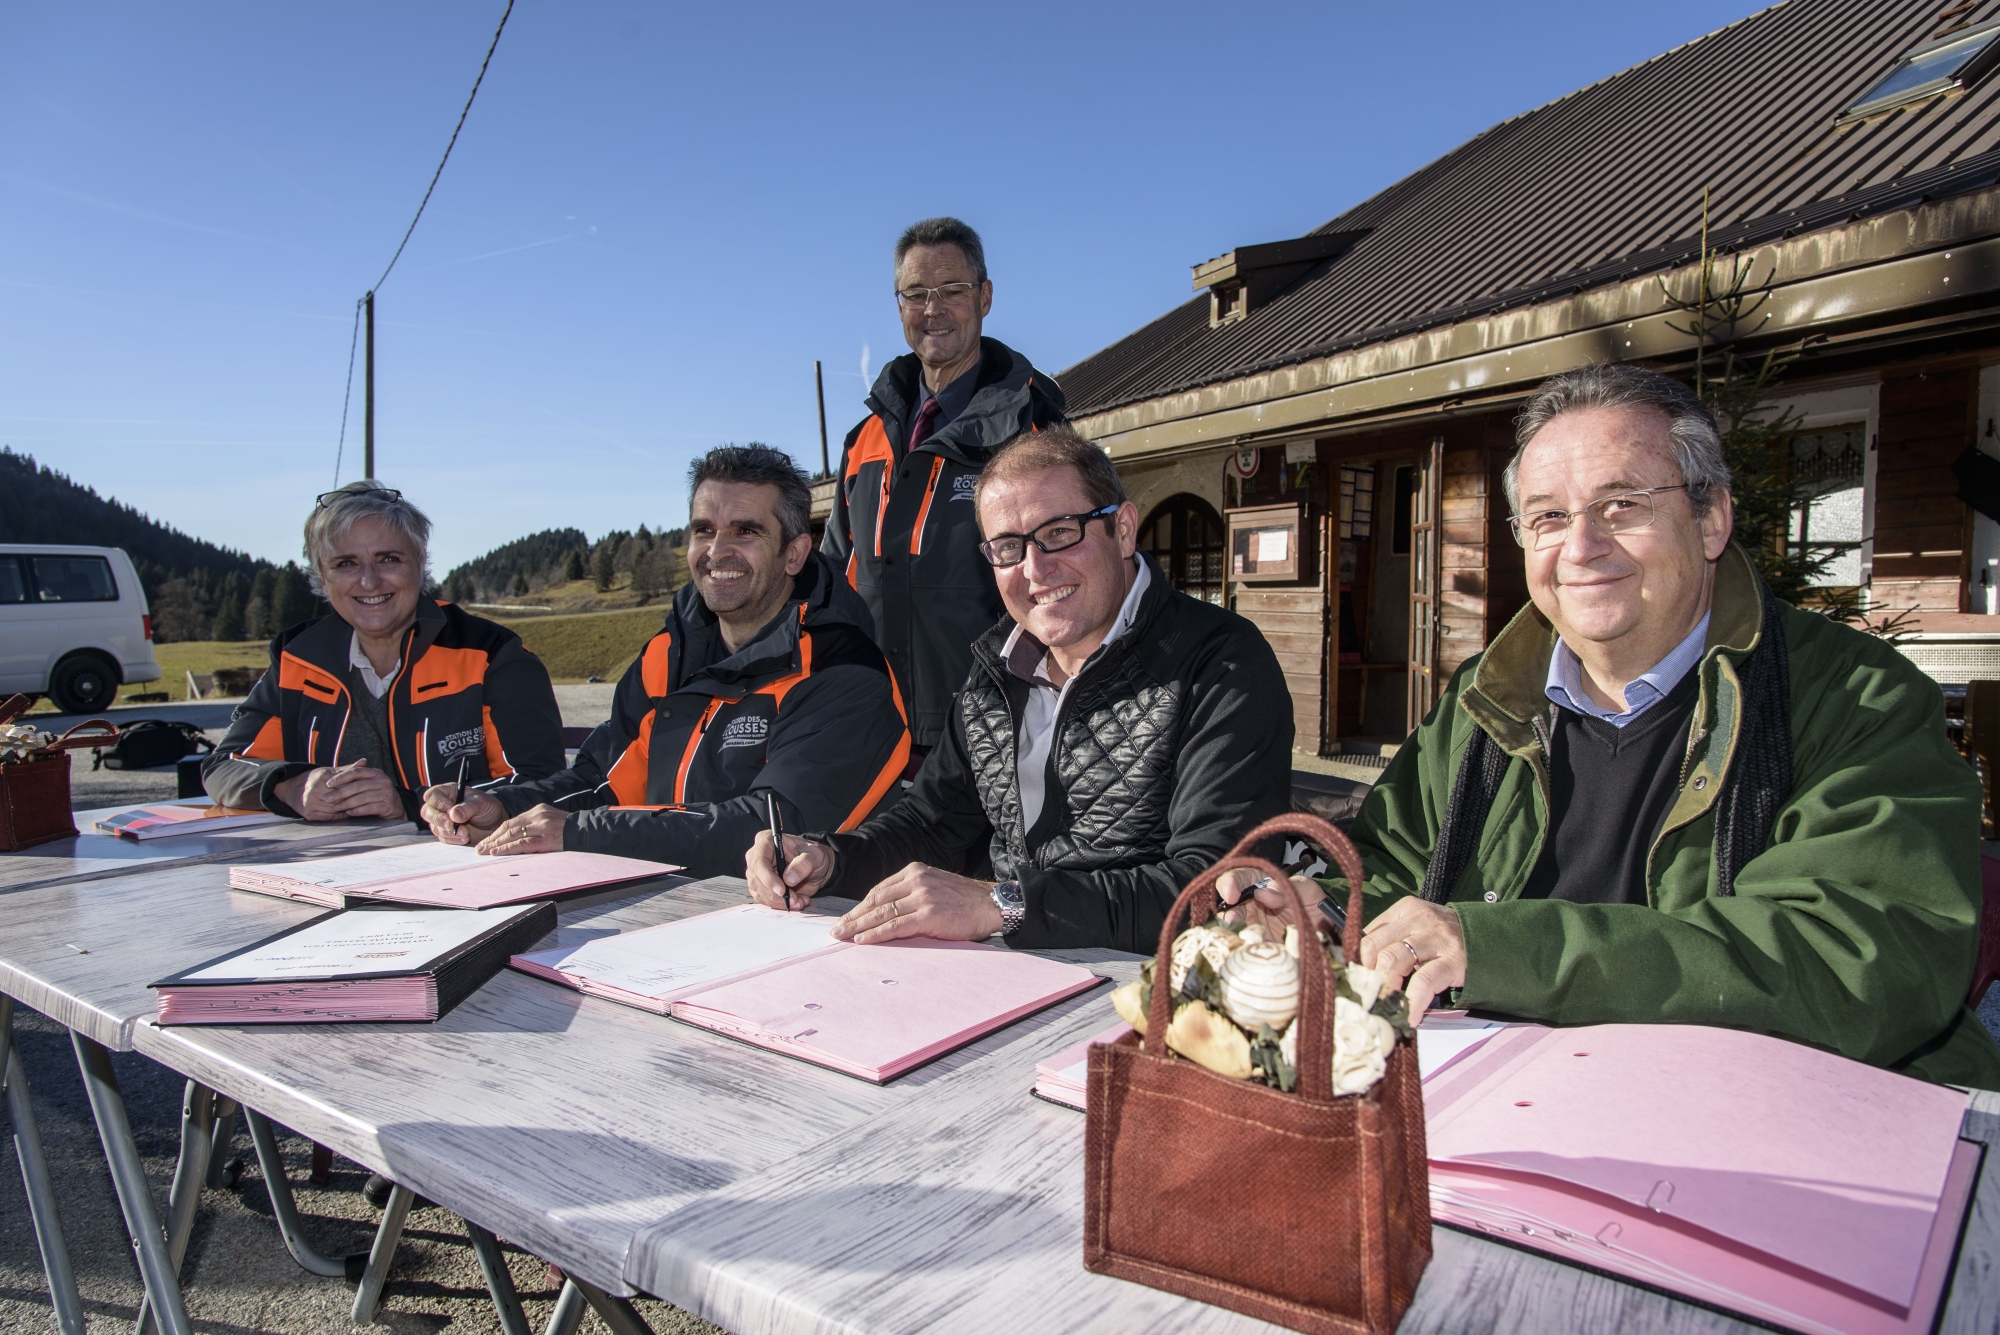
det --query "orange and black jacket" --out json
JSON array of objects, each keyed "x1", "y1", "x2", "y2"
[
  {"x1": 821, "y1": 336, "x2": 1065, "y2": 749},
  {"x1": 486, "y1": 551, "x2": 910, "y2": 876},
  {"x1": 204, "y1": 599, "x2": 565, "y2": 819}
]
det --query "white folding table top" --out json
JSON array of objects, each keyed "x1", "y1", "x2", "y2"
[
  {"x1": 1, "y1": 801, "x2": 406, "y2": 894},
  {"x1": 131, "y1": 876, "x2": 1129, "y2": 1296},
  {"x1": 0, "y1": 825, "x2": 426, "y2": 1047}
]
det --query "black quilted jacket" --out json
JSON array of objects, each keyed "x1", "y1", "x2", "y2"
[{"x1": 820, "y1": 555, "x2": 1295, "y2": 951}]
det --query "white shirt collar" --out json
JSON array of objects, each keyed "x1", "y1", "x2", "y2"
[
  {"x1": 1545, "y1": 611, "x2": 1710, "y2": 728},
  {"x1": 349, "y1": 631, "x2": 400, "y2": 700}
]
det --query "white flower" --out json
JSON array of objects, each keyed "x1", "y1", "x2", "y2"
[
  {"x1": 1332, "y1": 995, "x2": 1397, "y2": 1095},
  {"x1": 1344, "y1": 962, "x2": 1388, "y2": 1012},
  {"x1": 1168, "y1": 924, "x2": 1241, "y2": 992},
  {"x1": 1216, "y1": 941, "x2": 1301, "y2": 1031}
]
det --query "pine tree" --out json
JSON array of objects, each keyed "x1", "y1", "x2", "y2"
[
  {"x1": 593, "y1": 544, "x2": 617, "y2": 592},
  {"x1": 564, "y1": 547, "x2": 585, "y2": 582},
  {"x1": 511, "y1": 573, "x2": 529, "y2": 596}
]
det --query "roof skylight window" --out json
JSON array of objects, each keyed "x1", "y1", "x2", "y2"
[{"x1": 1838, "y1": 16, "x2": 2000, "y2": 123}]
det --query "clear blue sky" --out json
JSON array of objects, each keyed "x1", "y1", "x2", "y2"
[{"x1": 2, "y1": 0, "x2": 1770, "y2": 576}]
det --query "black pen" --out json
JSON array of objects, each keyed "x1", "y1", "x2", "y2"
[
  {"x1": 452, "y1": 754, "x2": 469, "y2": 840},
  {"x1": 766, "y1": 791, "x2": 789, "y2": 911}
]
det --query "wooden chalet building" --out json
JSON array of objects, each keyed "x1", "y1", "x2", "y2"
[{"x1": 1058, "y1": 0, "x2": 2000, "y2": 757}]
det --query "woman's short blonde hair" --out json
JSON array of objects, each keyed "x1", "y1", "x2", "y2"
[{"x1": 304, "y1": 480, "x2": 433, "y2": 594}]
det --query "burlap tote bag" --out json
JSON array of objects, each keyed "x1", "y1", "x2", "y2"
[{"x1": 1083, "y1": 813, "x2": 1430, "y2": 1335}]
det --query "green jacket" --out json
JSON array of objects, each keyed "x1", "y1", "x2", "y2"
[{"x1": 1341, "y1": 545, "x2": 2000, "y2": 1090}]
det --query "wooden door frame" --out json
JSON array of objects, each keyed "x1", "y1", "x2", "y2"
[{"x1": 1407, "y1": 435, "x2": 1444, "y2": 733}]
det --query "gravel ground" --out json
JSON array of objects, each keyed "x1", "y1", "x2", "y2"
[{"x1": 0, "y1": 1007, "x2": 724, "y2": 1334}]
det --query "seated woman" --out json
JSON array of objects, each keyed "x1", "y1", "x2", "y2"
[{"x1": 204, "y1": 481, "x2": 565, "y2": 821}]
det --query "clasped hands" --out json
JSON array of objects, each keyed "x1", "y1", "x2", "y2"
[
  {"x1": 417, "y1": 785, "x2": 570, "y2": 855},
  {"x1": 272, "y1": 759, "x2": 404, "y2": 822},
  {"x1": 1215, "y1": 870, "x2": 1467, "y2": 1022},
  {"x1": 744, "y1": 832, "x2": 1003, "y2": 942}
]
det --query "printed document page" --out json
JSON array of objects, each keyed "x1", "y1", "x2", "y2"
[
  {"x1": 522, "y1": 903, "x2": 842, "y2": 1002},
  {"x1": 1416, "y1": 1015, "x2": 1506, "y2": 1079},
  {"x1": 239, "y1": 842, "x2": 486, "y2": 889},
  {"x1": 185, "y1": 907, "x2": 521, "y2": 981}
]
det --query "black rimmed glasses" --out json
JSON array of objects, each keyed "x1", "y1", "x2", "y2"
[
  {"x1": 978, "y1": 504, "x2": 1121, "y2": 568},
  {"x1": 315, "y1": 486, "x2": 403, "y2": 509},
  {"x1": 895, "y1": 281, "x2": 982, "y2": 310},
  {"x1": 1508, "y1": 485, "x2": 1687, "y2": 550}
]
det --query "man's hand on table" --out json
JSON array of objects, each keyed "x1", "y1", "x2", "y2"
[
  {"x1": 833, "y1": 863, "x2": 1002, "y2": 943},
  {"x1": 745, "y1": 832, "x2": 833, "y2": 911},
  {"x1": 473, "y1": 803, "x2": 569, "y2": 855},
  {"x1": 273, "y1": 760, "x2": 403, "y2": 822},
  {"x1": 419, "y1": 785, "x2": 507, "y2": 845},
  {"x1": 1359, "y1": 897, "x2": 1466, "y2": 1022}
]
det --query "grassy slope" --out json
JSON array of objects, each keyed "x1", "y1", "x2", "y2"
[{"x1": 492, "y1": 606, "x2": 662, "y2": 682}]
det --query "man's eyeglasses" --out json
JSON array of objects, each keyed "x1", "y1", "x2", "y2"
[
  {"x1": 1508, "y1": 485, "x2": 1687, "y2": 550},
  {"x1": 978, "y1": 504, "x2": 1120, "y2": 568},
  {"x1": 895, "y1": 282, "x2": 981, "y2": 311},
  {"x1": 315, "y1": 487, "x2": 403, "y2": 509}
]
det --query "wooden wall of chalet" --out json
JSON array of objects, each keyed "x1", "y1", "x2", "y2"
[
  {"x1": 1873, "y1": 366, "x2": 1976, "y2": 613},
  {"x1": 1234, "y1": 587, "x2": 1325, "y2": 754}
]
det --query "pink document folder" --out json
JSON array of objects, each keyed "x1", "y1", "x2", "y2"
[
  {"x1": 1424, "y1": 1023, "x2": 1975, "y2": 1335},
  {"x1": 671, "y1": 938, "x2": 1103, "y2": 1083}
]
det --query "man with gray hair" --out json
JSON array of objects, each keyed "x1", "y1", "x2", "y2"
[
  {"x1": 823, "y1": 216, "x2": 1068, "y2": 770},
  {"x1": 1227, "y1": 362, "x2": 2000, "y2": 1089},
  {"x1": 425, "y1": 444, "x2": 910, "y2": 876}
]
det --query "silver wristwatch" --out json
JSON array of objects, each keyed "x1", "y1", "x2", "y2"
[{"x1": 990, "y1": 880, "x2": 1026, "y2": 936}]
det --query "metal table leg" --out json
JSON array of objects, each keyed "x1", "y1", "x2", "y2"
[
  {"x1": 204, "y1": 1098, "x2": 238, "y2": 1189},
  {"x1": 70, "y1": 1032, "x2": 192, "y2": 1335},
  {"x1": 542, "y1": 1279, "x2": 588, "y2": 1335},
  {"x1": 465, "y1": 1220, "x2": 532, "y2": 1335},
  {"x1": 572, "y1": 1276, "x2": 658, "y2": 1335},
  {"x1": 241, "y1": 1107, "x2": 373, "y2": 1279},
  {"x1": 351, "y1": 1182, "x2": 412, "y2": 1324},
  {"x1": 136, "y1": 1080, "x2": 218, "y2": 1335},
  {"x1": 1, "y1": 997, "x2": 85, "y2": 1335}
]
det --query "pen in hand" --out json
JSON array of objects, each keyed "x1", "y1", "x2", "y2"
[
  {"x1": 451, "y1": 754, "x2": 469, "y2": 841},
  {"x1": 766, "y1": 791, "x2": 790, "y2": 911}
]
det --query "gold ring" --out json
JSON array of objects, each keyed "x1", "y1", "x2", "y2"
[
  {"x1": 890, "y1": 899, "x2": 901, "y2": 918},
  {"x1": 1403, "y1": 939, "x2": 1421, "y2": 967}
]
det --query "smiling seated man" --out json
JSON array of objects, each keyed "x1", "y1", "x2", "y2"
[
  {"x1": 1227, "y1": 363, "x2": 2000, "y2": 1089},
  {"x1": 423, "y1": 445, "x2": 909, "y2": 876},
  {"x1": 744, "y1": 424, "x2": 1294, "y2": 952}
]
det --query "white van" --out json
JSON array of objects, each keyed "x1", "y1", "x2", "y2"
[{"x1": 0, "y1": 545, "x2": 162, "y2": 714}]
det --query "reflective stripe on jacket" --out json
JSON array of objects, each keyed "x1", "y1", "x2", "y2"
[
  {"x1": 490, "y1": 551, "x2": 910, "y2": 877},
  {"x1": 203, "y1": 599, "x2": 566, "y2": 818},
  {"x1": 821, "y1": 336, "x2": 1066, "y2": 749}
]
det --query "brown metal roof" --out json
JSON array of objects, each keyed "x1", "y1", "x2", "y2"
[{"x1": 1059, "y1": 0, "x2": 2000, "y2": 418}]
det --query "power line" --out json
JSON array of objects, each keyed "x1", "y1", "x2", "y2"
[
  {"x1": 372, "y1": 0, "x2": 515, "y2": 293},
  {"x1": 331, "y1": 297, "x2": 363, "y2": 487}
]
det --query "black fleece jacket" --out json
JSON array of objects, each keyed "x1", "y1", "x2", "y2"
[
  {"x1": 820, "y1": 555, "x2": 1295, "y2": 952},
  {"x1": 821, "y1": 336, "x2": 1067, "y2": 749},
  {"x1": 492, "y1": 552, "x2": 909, "y2": 877}
]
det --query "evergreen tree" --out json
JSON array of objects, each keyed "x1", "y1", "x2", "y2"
[
  {"x1": 593, "y1": 544, "x2": 617, "y2": 592},
  {"x1": 564, "y1": 547, "x2": 585, "y2": 582},
  {"x1": 213, "y1": 571, "x2": 248, "y2": 641},
  {"x1": 270, "y1": 562, "x2": 316, "y2": 630},
  {"x1": 511, "y1": 573, "x2": 530, "y2": 596},
  {"x1": 245, "y1": 567, "x2": 278, "y2": 639}
]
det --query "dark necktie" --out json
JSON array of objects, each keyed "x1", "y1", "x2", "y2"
[{"x1": 908, "y1": 396, "x2": 942, "y2": 453}]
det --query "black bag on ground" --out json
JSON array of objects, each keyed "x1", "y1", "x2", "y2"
[{"x1": 94, "y1": 720, "x2": 212, "y2": 771}]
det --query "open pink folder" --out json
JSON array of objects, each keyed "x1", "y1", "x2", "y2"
[
  {"x1": 1424, "y1": 1023, "x2": 1977, "y2": 1335},
  {"x1": 673, "y1": 939, "x2": 1102, "y2": 1082}
]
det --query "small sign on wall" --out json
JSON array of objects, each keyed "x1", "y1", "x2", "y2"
[{"x1": 1226, "y1": 503, "x2": 1303, "y2": 582}]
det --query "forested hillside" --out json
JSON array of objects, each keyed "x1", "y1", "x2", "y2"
[
  {"x1": 0, "y1": 447, "x2": 319, "y2": 641},
  {"x1": 442, "y1": 524, "x2": 687, "y2": 605}
]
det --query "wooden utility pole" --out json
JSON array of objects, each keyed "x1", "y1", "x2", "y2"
[
  {"x1": 363, "y1": 291, "x2": 376, "y2": 480},
  {"x1": 814, "y1": 360, "x2": 830, "y2": 478}
]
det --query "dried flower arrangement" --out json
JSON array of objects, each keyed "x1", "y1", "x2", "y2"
[
  {"x1": 1109, "y1": 914, "x2": 1411, "y2": 1096},
  {"x1": 1, "y1": 722, "x2": 61, "y2": 764}
]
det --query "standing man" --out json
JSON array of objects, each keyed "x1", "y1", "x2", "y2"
[{"x1": 824, "y1": 217, "x2": 1068, "y2": 762}]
